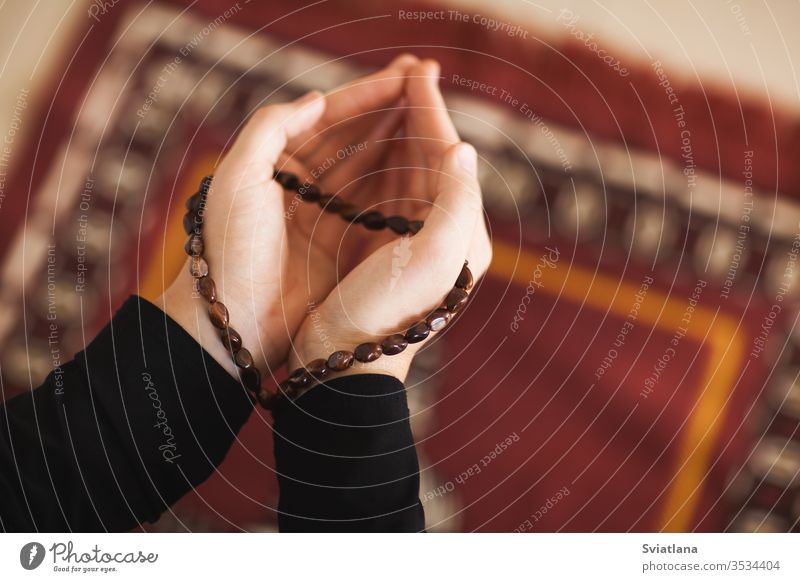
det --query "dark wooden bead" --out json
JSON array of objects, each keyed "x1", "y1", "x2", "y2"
[
  {"x1": 338, "y1": 203, "x2": 361, "y2": 222},
  {"x1": 275, "y1": 170, "x2": 300, "y2": 190},
  {"x1": 199, "y1": 175, "x2": 213, "y2": 195},
  {"x1": 381, "y1": 334, "x2": 408, "y2": 355},
  {"x1": 361, "y1": 211, "x2": 386, "y2": 230},
  {"x1": 299, "y1": 184, "x2": 321, "y2": 202},
  {"x1": 241, "y1": 365, "x2": 261, "y2": 391},
  {"x1": 408, "y1": 220, "x2": 424, "y2": 234},
  {"x1": 287, "y1": 367, "x2": 311, "y2": 389},
  {"x1": 278, "y1": 379, "x2": 299, "y2": 400},
  {"x1": 284, "y1": 174, "x2": 301, "y2": 191},
  {"x1": 405, "y1": 321, "x2": 430, "y2": 344},
  {"x1": 197, "y1": 276, "x2": 216, "y2": 302},
  {"x1": 221, "y1": 327, "x2": 242, "y2": 352},
  {"x1": 257, "y1": 387, "x2": 278, "y2": 409},
  {"x1": 192, "y1": 206, "x2": 204, "y2": 227},
  {"x1": 327, "y1": 350, "x2": 355, "y2": 371},
  {"x1": 189, "y1": 256, "x2": 209, "y2": 278},
  {"x1": 426, "y1": 309, "x2": 451, "y2": 332},
  {"x1": 208, "y1": 301, "x2": 229, "y2": 329},
  {"x1": 385, "y1": 215, "x2": 410, "y2": 234},
  {"x1": 183, "y1": 210, "x2": 201, "y2": 235},
  {"x1": 455, "y1": 264, "x2": 474, "y2": 290},
  {"x1": 306, "y1": 358, "x2": 330, "y2": 380},
  {"x1": 445, "y1": 287, "x2": 469, "y2": 313},
  {"x1": 234, "y1": 347, "x2": 254, "y2": 368},
  {"x1": 185, "y1": 192, "x2": 202, "y2": 211},
  {"x1": 184, "y1": 234, "x2": 203, "y2": 256},
  {"x1": 323, "y1": 197, "x2": 347, "y2": 213},
  {"x1": 354, "y1": 342, "x2": 382, "y2": 362}
]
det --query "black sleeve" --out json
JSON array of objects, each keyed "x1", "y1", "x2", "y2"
[
  {"x1": 272, "y1": 374, "x2": 425, "y2": 532},
  {"x1": 0, "y1": 295, "x2": 253, "y2": 532},
  {"x1": 0, "y1": 295, "x2": 424, "y2": 533}
]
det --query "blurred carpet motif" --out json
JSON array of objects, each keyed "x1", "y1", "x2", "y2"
[{"x1": 1, "y1": 0, "x2": 798, "y2": 532}]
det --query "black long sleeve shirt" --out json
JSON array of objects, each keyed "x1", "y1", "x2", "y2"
[{"x1": 0, "y1": 296, "x2": 424, "y2": 532}]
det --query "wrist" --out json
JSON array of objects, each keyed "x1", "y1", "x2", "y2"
[
  {"x1": 157, "y1": 266, "x2": 284, "y2": 380},
  {"x1": 155, "y1": 272, "x2": 239, "y2": 380},
  {"x1": 330, "y1": 357, "x2": 411, "y2": 383},
  {"x1": 288, "y1": 320, "x2": 415, "y2": 384}
]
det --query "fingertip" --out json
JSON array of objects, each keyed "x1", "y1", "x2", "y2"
[
  {"x1": 407, "y1": 60, "x2": 441, "y2": 101},
  {"x1": 409, "y1": 59, "x2": 436, "y2": 80},
  {"x1": 293, "y1": 90, "x2": 325, "y2": 112},
  {"x1": 440, "y1": 142, "x2": 481, "y2": 201},
  {"x1": 422, "y1": 59, "x2": 441, "y2": 79},
  {"x1": 389, "y1": 53, "x2": 420, "y2": 70},
  {"x1": 442, "y1": 142, "x2": 475, "y2": 168},
  {"x1": 291, "y1": 90, "x2": 326, "y2": 125},
  {"x1": 455, "y1": 142, "x2": 477, "y2": 174}
]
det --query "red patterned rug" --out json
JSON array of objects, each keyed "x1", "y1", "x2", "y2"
[{"x1": 1, "y1": 0, "x2": 798, "y2": 532}]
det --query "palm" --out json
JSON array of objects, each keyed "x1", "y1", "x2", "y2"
[
  {"x1": 231, "y1": 58, "x2": 420, "y2": 369},
  {"x1": 287, "y1": 60, "x2": 492, "y2": 376}
]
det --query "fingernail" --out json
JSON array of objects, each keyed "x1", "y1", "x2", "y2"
[
  {"x1": 456, "y1": 143, "x2": 477, "y2": 173},
  {"x1": 293, "y1": 90, "x2": 320, "y2": 105}
]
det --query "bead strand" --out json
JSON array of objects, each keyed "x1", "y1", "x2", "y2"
[
  {"x1": 273, "y1": 169, "x2": 424, "y2": 235},
  {"x1": 183, "y1": 176, "x2": 263, "y2": 398},
  {"x1": 260, "y1": 261, "x2": 475, "y2": 410},
  {"x1": 183, "y1": 170, "x2": 474, "y2": 411}
]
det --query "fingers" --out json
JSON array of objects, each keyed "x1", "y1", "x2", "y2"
[
  {"x1": 415, "y1": 142, "x2": 482, "y2": 271},
  {"x1": 220, "y1": 91, "x2": 326, "y2": 191},
  {"x1": 289, "y1": 54, "x2": 419, "y2": 157},
  {"x1": 322, "y1": 53, "x2": 417, "y2": 124},
  {"x1": 404, "y1": 136, "x2": 430, "y2": 210},
  {"x1": 404, "y1": 63, "x2": 489, "y2": 284},
  {"x1": 349, "y1": 142, "x2": 408, "y2": 259},
  {"x1": 312, "y1": 100, "x2": 406, "y2": 194},
  {"x1": 405, "y1": 60, "x2": 459, "y2": 161}
]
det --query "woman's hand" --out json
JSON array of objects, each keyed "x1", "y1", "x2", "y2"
[
  {"x1": 288, "y1": 60, "x2": 492, "y2": 382},
  {"x1": 157, "y1": 55, "x2": 420, "y2": 381}
]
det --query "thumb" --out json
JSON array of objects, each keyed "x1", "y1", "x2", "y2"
[
  {"x1": 415, "y1": 142, "x2": 482, "y2": 270},
  {"x1": 221, "y1": 91, "x2": 326, "y2": 190}
]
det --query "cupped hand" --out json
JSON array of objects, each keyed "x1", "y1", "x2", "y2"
[
  {"x1": 157, "y1": 55, "x2": 420, "y2": 381},
  {"x1": 288, "y1": 60, "x2": 493, "y2": 383}
]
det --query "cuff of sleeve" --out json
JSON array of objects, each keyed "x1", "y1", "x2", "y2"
[
  {"x1": 75, "y1": 295, "x2": 254, "y2": 523},
  {"x1": 273, "y1": 374, "x2": 423, "y2": 531},
  {"x1": 274, "y1": 373, "x2": 409, "y2": 429}
]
